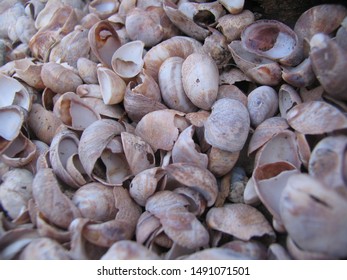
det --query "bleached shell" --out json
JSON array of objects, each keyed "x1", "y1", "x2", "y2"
[
  {"x1": 89, "y1": 0, "x2": 120, "y2": 20},
  {"x1": 143, "y1": 36, "x2": 203, "y2": 82},
  {"x1": 97, "y1": 66, "x2": 126, "y2": 105},
  {"x1": 182, "y1": 53, "x2": 219, "y2": 110},
  {"x1": 278, "y1": 84, "x2": 302, "y2": 119},
  {"x1": 14, "y1": 58, "x2": 44, "y2": 89},
  {"x1": 247, "y1": 86, "x2": 279, "y2": 127},
  {"x1": 41, "y1": 62, "x2": 83, "y2": 94},
  {"x1": 218, "y1": 0, "x2": 245, "y2": 15},
  {"x1": 204, "y1": 98, "x2": 250, "y2": 152},
  {"x1": 286, "y1": 101, "x2": 347, "y2": 134},
  {"x1": 206, "y1": 203, "x2": 275, "y2": 241},
  {"x1": 158, "y1": 56, "x2": 197, "y2": 113},
  {"x1": 111, "y1": 40, "x2": 144, "y2": 79}
]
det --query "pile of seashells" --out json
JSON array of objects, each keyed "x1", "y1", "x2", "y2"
[{"x1": 0, "y1": 0, "x2": 347, "y2": 260}]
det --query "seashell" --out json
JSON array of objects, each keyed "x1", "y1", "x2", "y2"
[
  {"x1": 0, "y1": 2, "x2": 25, "y2": 39},
  {"x1": 247, "y1": 85, "x2": 278, "y2": 127},
  {"x1": 76, "y1": 84, "x2": 102, "y2": 99},
  {"x1": 228, "y1": 40, "x2": 282, "y2": 86},
  {"x1": 286, "y1": 101, "x2": 347, "y2": 134},
  {"x1": 174, "y1": 187, "x2": 207, "y2": 217},
  {"x1": 41, "y1": 62, "x2": 83, "y2": 94},
  {"x1": 89, "y1": 0, "x2": 120, "y2": 20},
  {"x1": 144, "y1": 35, "x2": 203, "y2": 82},
  {"x1": 77, "y1": 58, "x2": 98, "y2": 84},
  {"x1": 1, "y1": 131, "x2": 37, "y2": 168},
  {"x1": 253, "y1": 161, "x2": 299, "y2": 227},
  {"x1": 97, "y1": 66, "x2": 126, "y2": 105},
  {"x1": 162, "y1": 0, "x2": 210, "y2": 41},
  {"x1": 299, "y1": 85, "x2": 324, "y2": 103},
  {"x1": 254, "y1": 130, "x2": 302, "y2": 170},
  {"x1": 129, "y1": 167, "x2": 166, "y2": 207},
  {"x1": 185, "y1": 110, "x2": 210, "y2": 128},
  {"x1": 248, "y1": 117, "x2": 289, "y2": 155},
  {"x1": 72, "y1": 182, "x2": 116, "y2": 222},
  {"x1": 117, "y1": 0, "x2": 137, "y2": 18},
  {"x1": 217, "y1": 10, "x2": 255, "y2": 42},
  {"x1": 78, "y1": 119, "x2": 130, "y2": 186},
  {"x1": 53, "y1": 92, "x2": 101, "y2": 131},
  {"x1": 29, "y1": 6, "x2": 78, "y2": 61},
  {"x1": 146, "y1": 190, "x2": 210, "y2": 249},
  {"x1": 158, "y1": 56, "x2": 197, "y2": 113},
  {"x1": 121, "y1": 132, "x2": 156, "y2": 175},
  {"x1": 286, "y1": 236, "x2": 332, "y2": 260},
  {"x1": 309, "y1": 33, "x2": 347, "y2": 100},
  {"x1": 101, "y1": 240, "x2": 161, "y2": 260},
  {"x1": 83, "y1": 96, "x2": 125, "y2": 120},
  {"x1": 172, "y1": 125, "x2": 208, "y2": 169},
  {"x1": 241, "y1": 20, "x2": 303, "y2": 66},
  {"x1": 12, "y1": 15, "x2": 37, "y2": 44},
  {"x1": 32, "y1": 168, "x2": 81, "y2": 229},
  {"x1": 124, "y1": 81, "x2": 167, "y2": 123},
  {"x1": 88, "y1": 20, "x2": 121, "y2": 68},
  {"x1": 13, "y1": 58, "x2": 44, "y2": 89},
  {"x1": 336, "y1": 17, "x2": 347, "y2": 50},
  {"x1": 217, "y1": 84, "x2": 247, "y2": 106},
  {"x1": 207, "y1": 147, "x2": 240, "y2": 178},
  {"x1": 278, "y1": 84, "x2": 301, "y2": 119},
  {"x1": 0, "y1": 105, "x2": 26, "y2": 154},
  {"x1": 182, "y1": 248, "x2": 253, "y2": 260},
  {"x1": 165, "y1": 162, "x2": 218, "y2": 207},
  {"x1": 0, "y1": 73, "x2": 32, "y2": 111},
  {"x1": 0, "y1": 228, "x2": 39, "y2": 260},
  {"x1": 218, "y1": 0, "x2": 245, "y2": 15},
  {"x1": 178, "y1": 1, "x2": 225, "y2": 28},
  {"x1": 49, "y1": 26, "x2": 90, "y2": 68},
  {"x1": 280, "y1": 173, "x2": 347, "y2": 258},
  {"x1": 281, "y1": 58, "x2": 316, "y2": 88},
  {"x1": 0, "y1": 168, "x2": 33, "y2": 220},
  {"x1": 294, "y1": 4, "x2": 347, "y2": 54},
  {"x1": 308, "y1": 136, "x2": 347, "y2": 189},
  {"x1": 34, "y1": 0, "x2": 64, "y2": 30},
  {"x1": 136, "y1": 0, "x2": 163, "y2": 10},
  {"x1": 19, "y1": 237, "x2": 71, "y2": 260},
  {"x1": 206, "y1": 203, "x2": 276, "y2": 241},
  {"x1": 135, "y1": 109, "x2": 188, "y2": 152},
  {"x1": 203, "y1": 28, "x2": 232, "y2": 69},
  {"x1": 132, "y1": 69, "x2": 162, "y2": 101},
  {"x1": 25, "y1": 0, "x2": 46, "y2": 20},
  {"x1": 111, "y1": 40, "x2": 144, "y2": 79},
  {"x1": 243, "y1": 176, "x2": 259, "y2": 205},
  {"x1": 222, "y1": 240, "x2": 268, "y2": 260},
  {"x1": 204, "y1": 98, "x2": 250, "y2": 152},
  {"x1": 80, "y1": 12, "x2": 101, "y2": 30},
  {"x1": 268, "y1": 243, "x2": 292, "y2": 260},
  {"x1": 49, "y1": 128, "x2": 84, "y2": 189},
  {"x1": 82, "y1": 187, "x2": 142, "y2": 247},
  {"x1": 28, "y1": 103, "x2": 63, "y2": 145},
  {"x1": 125, "y1": 6, "x2": 180, "y2": 47},
  {"x1": 182, "y1": 52, "x2": 219, "y2": 110}
]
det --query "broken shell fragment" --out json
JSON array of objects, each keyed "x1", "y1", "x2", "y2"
[
  {"x1": 281, "y1": 58, "x2": 316, "y2": 88},
  {"x1": 280, "y1": 174, "x2": 347, "y2": 258},
  {"x1": 206, "y1": 203, "x2": 275, "y2": 241},
  {"x1": 111, "y1": 40, "x2": 144, "y2": 79},
  {"x1": 89, "y1": 0, "x2": 120, "y2": 20},
  {"x1": 308, "y1": 136, "x2": 347, "y2": 189},
  {"x1": 97, "y1": 66, "x2": 126, "y2": 105},
  {"x1": 204, "y1": 98, "x2": 250, "y2": 152},
  {"x1": 241, "y1": 20, "x2": 303, "y2": 66},
  {"x1": 41, "y1": 62, "x2": 83, "y2": 94},
  {"x1": 218, "y1": 0, "x2": 245, "y2": 15},
  {"x1": 286, "y1": 101, "x2": 347, "y2": 134},
  {"x1": 278, "y1": 84, "x2": 301, "y2": 119},
  {"x1": 228, "y1": 40, "x2": 282, "y2": 86},
  {"x1": 309, "y1": 33, "x2": 347, "y2": 100}
]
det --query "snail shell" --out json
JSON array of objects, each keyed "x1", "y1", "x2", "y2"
[{"x1": 182, "y1": 52, "x2": 219, "y2": 110}]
